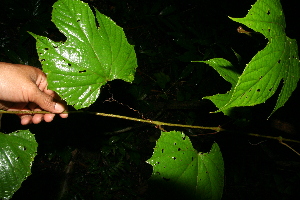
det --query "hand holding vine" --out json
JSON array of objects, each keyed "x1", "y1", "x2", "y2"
[{"x1": 0, "y1": 62, "x2": 68, "y2": 125}]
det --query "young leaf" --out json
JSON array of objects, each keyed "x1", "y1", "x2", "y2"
[
  {"x1": 147, "y1": 131, "x2": 224, "y2": 200},
  {"x1": 30, "y1": 0, "x2": 137, "y2": 109},
  {"x1": 0, "y1": 130, "x2": 38, "y2": 199},
  {"x1": 202, "y1": 0, "x2": 300, "y2": 116}
]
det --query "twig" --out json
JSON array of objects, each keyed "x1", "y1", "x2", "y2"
[
  {"x1": 278, "y1": 136, "x2": 300, "y2": 156},
  {"x1": 0, "y1": 110, "x2": 224, "y2": 132},
  {"x1": 248, "y1": 133, "x2": 300, "y2": 144},
  {"x1": 248, "y1": 133, "x2": 300, "y2": 156}
]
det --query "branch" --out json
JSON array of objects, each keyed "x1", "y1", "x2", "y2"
[
  {"x1": 248, "y1": 133, "x2": 300, "y2": 156},
  {"x1": 0, "y1": 110, "x2": 224, "y2": 132},
  {"x1": 248, "y1": 133, "x2": 300, "y2": 144}
]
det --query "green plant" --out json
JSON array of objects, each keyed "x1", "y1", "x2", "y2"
[
  {"x1": 0, "y1": 0, "x2": 299, "y2": 199},
  {"x1": 0, "y1": 130, "x2": 37, "y2": 199},
  {"x1": 147, "y1": 131, "x2": 224, "y2": 200},
  {"x1": 200, "y1": 0, "x2": 299, "y2": 117}
]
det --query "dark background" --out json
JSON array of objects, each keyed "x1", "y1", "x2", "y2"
[{"x1": 1, "y1": 0, "x2": 300, "y2": 199}]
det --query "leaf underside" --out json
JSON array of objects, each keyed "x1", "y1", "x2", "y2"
[{"x1": 30, "y1": 0, "x2": 137, "y2": 109}]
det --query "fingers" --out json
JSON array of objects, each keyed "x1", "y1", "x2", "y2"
[
  {"x1": 35, "y1": 75, "x2": 66, "y2": 113},
  {"x1": 0, "y1": 63, "x2": 68, "y2": 125},
  {"x1": 26, "y1": 101, "x2": 64, "y2": 124},
  {"x1": 19, "y1": 108, "x2": 57, "y2": 125},
  {"x1": 31, "y1": 107, "x2": 45, "y2": 124},
  {"x1": 59, "y1": 112, "x2": 69, "y2": 118},
  {"x1": 19, "y1": 110, "x2": 56, "y2": 125},
  {"x1": 17, "y1": 104, "x2": 43, "y2": 125},
  {"x1": 20, "y1": 115, "x2": 33, "y2": 125},
  {"x1": 29, "y1": 87, "x2": 68, "y2": 115},
  {"x1": 14, "y1": 100, "x2": 66, "y2": 125},
  {"x1": 31, "y1": 90, "x2": 64, "y2": 113},
  {"x1": 1, "y1": 102, "x2": 34, "y2": 125}
]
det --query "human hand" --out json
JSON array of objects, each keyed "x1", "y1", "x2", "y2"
[{"x1": 0, "y1": 62, "x2": 68, "y2": 125}]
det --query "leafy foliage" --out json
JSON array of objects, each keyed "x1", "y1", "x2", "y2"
[
  {"x1": 30, "y1": 0, "x2": 137, "y2": 109},
  {"x1": 202, "y1": 0, "x2": 299, "y2": 116},
  {"x1": 0, "y1": 0, "x2": 299, "y2": 199},
  {"x1": 0, "y1": 130, "x2": 37, "y2": 199},
  {"x1": 147, "y1": 131, "x2": 224, "y2": 200}
]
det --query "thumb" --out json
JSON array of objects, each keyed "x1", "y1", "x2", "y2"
[{"x1": 31, "y1": 90, "x2": 66, "y2": 113}]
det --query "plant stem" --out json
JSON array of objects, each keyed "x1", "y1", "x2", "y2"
[
  {"x1": 0, "y1": 110, "x2": 224, "y2": 132},
  {"x1": 248, "y1": 133, "x2": 300, "y2": 144}
]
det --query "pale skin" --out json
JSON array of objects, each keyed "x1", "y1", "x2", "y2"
[{"x1": 0, "y1": 62, "x2": 68, "y2": 125}]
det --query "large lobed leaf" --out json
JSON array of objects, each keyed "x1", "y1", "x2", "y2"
[
  {"x1": 147, "y1": 131, "x2": 224, "y2": 199},
  {"x1": 201, "y1": 0, "x2": 299, "y2": 116},
  {"x1": 30, "y1": 0, "x2": 137, "y2": 109},
  {"x1": 0, "y1": 130, "x2": 38, "y2": 199}
]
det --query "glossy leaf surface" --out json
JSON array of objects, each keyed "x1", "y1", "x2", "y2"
[
  {"x1": 0, "y1": 130, "x2": 37, "y2": 199},
  {"x1": 30, "y1": 0, "x2": 137, "y2": 109},
  {"x1": 202, "y1": 0, "x2": 299, "y2": 116},
  {"x1": 147, "y1": 131, "x2": 224, "y2": 199}
]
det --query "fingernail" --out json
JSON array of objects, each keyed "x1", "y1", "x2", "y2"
[{"x1": 54, "y1": 103, "x2": 65, "y2": 112}]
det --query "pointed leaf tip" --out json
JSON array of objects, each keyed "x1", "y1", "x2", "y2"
[{"x1": 202, "y1": 0, "x2": 299, "y2": 117}]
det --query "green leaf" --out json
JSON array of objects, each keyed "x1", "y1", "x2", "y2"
[
  {"x1": 196, "y1": 58, "x2": 238, "y2": 116},
  {"x1": 199, "y1": 58, "x2": 239, "y2": 86},
  {"x1": 147, "y1": 131, "x2": 224, "y2": 200},
  {"x1": 0, "y1": 130, "x2": 38, "y2": 199},
  {"x1": 30, "y1": 0, "x2": 137, "y2": 109},
  {"x1": 202, "y1": 0, "x2": 300, "y2": 116}
]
